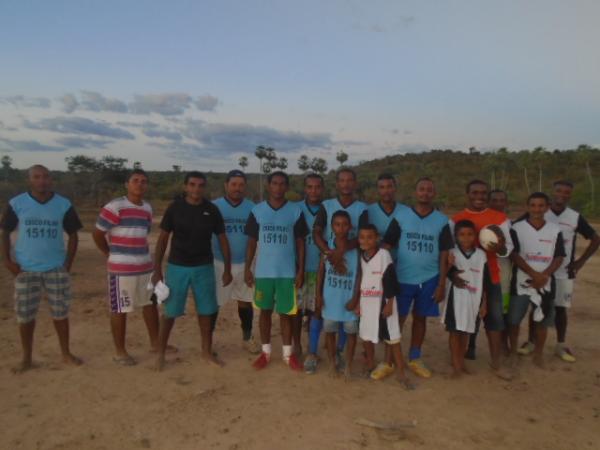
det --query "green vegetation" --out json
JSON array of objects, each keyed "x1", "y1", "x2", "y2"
[{"x1": 1, "y1": 145, "x2": 598, "y2": 217}]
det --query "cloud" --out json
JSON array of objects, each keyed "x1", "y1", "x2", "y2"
[
  {"x1": 24, "y1": 116, "x2": 135, "y2": 139},
  {"x1": 129, "y1": 93, "x2": 193, "y2": 115},
  {"x1": 2, "y1": 95, "x2": 51, "y2": 108},
  {"x1": 55, "y1": 136, "x2": 114, "y2": 149},
  {"x1": 181, "y1": 119, "x2": 332, "y2": 155},
  {"x1": 116, "y1": 120, "x2": 160, "y2": 128},
  {"x1": 194, "y1": 95, "x2": 219, "y2": 111},
  {"x1": 59, "y1": 94, "x2": 79, "y2": 113},
  {"x1": 142, "y1": 127, "x2": 182, "y2": 142},
  {"x1": 0, "y1": 137, "x2": 65, "y2": 152},
  {"x1": 80, "y1": 90, "x2": 128, "y2": 113},
  {"x1": 0, "y1": 121, "x2": 18, "y2": 131}
]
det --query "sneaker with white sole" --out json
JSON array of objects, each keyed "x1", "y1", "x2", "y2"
[
  {"x1": 243, "y1": 336, "x2": 261, "y2": 354},
  {"x1": 555, "y1": 345, "x2": 576, "y2": 363},
  {"x1": 517, "y1": 341, "x2": 534, "y2": 356}
]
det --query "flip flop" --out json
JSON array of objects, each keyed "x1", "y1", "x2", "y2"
[{"x1": 113, "y1": 355, "x2": 137, "y2": 366}]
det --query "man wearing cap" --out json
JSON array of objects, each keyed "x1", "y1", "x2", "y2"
[
  {"x1": 153, "y1": 171, "x2": 232, "y2": 370},
  {"x1": 211, "y1": 170, "x2": 259, "y2": 353}
]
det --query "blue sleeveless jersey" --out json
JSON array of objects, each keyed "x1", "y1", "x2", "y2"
[
  {"x1": 322, "y1": 198, "x2": 367, "y2": 241},
  {"x1": 322, "y1": 239, "x2": 359, "y2": 323},
  {"x1": 394, "y1": 208, "x2": 449, "y2": 284},
  {"x1": 249, "y1": 201, "x2": 304, "y2": 278},
  {"x1": 212, "y1": 197, "x2": 255, "y2": 264},
  {"x1": 297, "y1": 200, "x2": 321, "y2": 273},
  {"x1": 368, "y1": 202, "x2": 407, "y2": 260},
  {"x1": 9, "y1": 193, "x2": 73, "y2": 272}
]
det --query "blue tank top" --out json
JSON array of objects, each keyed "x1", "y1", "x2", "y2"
[
  {"x1": 212, "y1": 197, "x2": 255, "y2": 264},
  {"x1": 297, "y1": 200, "x2": 321, "y2": 273},
  {"x1": 322, "y1": 239, "x2": 359, "y2": 323},
  {"x1": 9, "y1": 193, "x2": 73, "y2": 272},
  {"x1": 321, "y1": 198, "x2": 367, "y2": 241},
  {"x1": 367, "y1": 202, "x2": 407, "y2": 260}
]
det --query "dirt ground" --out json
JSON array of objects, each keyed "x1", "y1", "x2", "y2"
[{"x1": 1, "y1": 220, "x2": 599, "y2": 450}]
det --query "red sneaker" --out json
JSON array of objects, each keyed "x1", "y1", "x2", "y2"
[
  {"x1": 252, "y1": 352, "x2": 270, "y2": 370},
  {"x1": 287, "y1": 354, "x2": 303, "y2": 372}
]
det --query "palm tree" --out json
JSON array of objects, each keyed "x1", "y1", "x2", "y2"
[
  {"x1": 336, "y1": 150, "x2": 348, "y2": 167},
  {"x1": 255, "y1": 146, "x2": 268, "y2": 200},
  {"x1": 238, "y1": 156, "x2": 248, "y2": 171}
]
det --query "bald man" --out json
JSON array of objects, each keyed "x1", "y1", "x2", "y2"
[{"x1": 1, "y1": 165, "x2": 83, "y2": 373}]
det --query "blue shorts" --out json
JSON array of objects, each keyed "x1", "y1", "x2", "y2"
[
  {"x1": 397, "y1": 275, "x2": 440, "y2": 317},
  {"x1": 323, "y1": 319, "x2": 358, "y2": 334},
  {"x1": 164, "y1": 263, "x2": 217, "y2": 318}
]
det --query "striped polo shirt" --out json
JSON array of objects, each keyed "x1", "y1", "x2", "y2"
[{"x1": 96, "y1": 196, "x2": 153, "y2": 275}]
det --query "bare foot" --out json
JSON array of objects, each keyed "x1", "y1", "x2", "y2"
[
  {"x1": 397, "y1": 374, "x2": 416, "y2": 390},
  {"x1": 532, "y1": 354, "x2": 546, "y2": 369},
  {"x1": 450, "y1": 369, "x2": 463, "y2": 379},
  {"x1": 507, "y1": 353, "x2": 519, "y2": 369},
  {"x1": 150, "y1": 344, "x2": 178, "y2": 354},
  {"x1": 62, "y1": 353, "x2": 83, "y2": 366},
  {"x1": 344, "y1": 366, "x2": 353, "y2": 382},
  {"x1": 490, "y1": 364, "x2": 513, "y2": 381},
  {"x1": 155, "y1": 355, "x2": 166, "y2": 372},
  {"x1": 11, "y1": 360, "x2": 36, "y2": 374},
  {"x1": 113, "y1": 354, "x2": 137, "y2": 366},
  {"x1": 202, "y1": 352, "x2": 224, "y2": 367},
  {"x1": 328, "y1": 365, "x2": 339, "y2": 378},
  {"x1": 461, "y1": 365, "x2": 475, "y2": 375}
]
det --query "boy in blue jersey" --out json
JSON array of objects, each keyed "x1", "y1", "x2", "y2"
[
  {"x1": 244, "y1": 171, "x2": 308, "y2": 371},
  {"x1": 211, "y1": 170, "x2": 259, "y2": 354},
  {"x1": 315, "y1": 210, "x2": 360, "y2": 380},
  {"x1": 295, "y1": 173, "x2": 324, "y2": 368},
  {"x1": 382, "y1": 177, "x2": 453, "y2": 379},
  {"x1": 312, "y1": 168, "x2": 368, "y2": 366},
  {"x1": 1, "y1": 165, "x2": 83, "y2": 373}
]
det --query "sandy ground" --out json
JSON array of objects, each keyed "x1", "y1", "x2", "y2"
[{"x1": 1, "y1": 223, "x2": 600, "y2": 450}]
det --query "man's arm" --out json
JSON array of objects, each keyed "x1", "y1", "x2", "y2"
[
  {"x1": 435, "y1": 224, "x2": 453, "y2": 302},
  {"x1": 244, "y1": 237, "x2": 257, "y2": 287},
  {"x1": 92, "y1": 229, "x2": 110, "y2": 257},
  {"x1": 382, "y1": 219, "x2": 400, "y2": 251},
  {"x1": 314, "y1": 257, "x2": 325, "y2": 316},
  {"x1": 312, "y1": 205, "x2": 330, "y2": 254},
  {"x1": 151, "y1": 229, "x2": 170, "y2": 285},
  {"x1": 1, "y1": 205, "x2": 20, "y2": 275},
  {"x1": 64, "y1": 232, "x2": 78, "y2": 272},
  {"x1": 294, "y1": 213, "x2": 308, "y2": 289},
  {"x1": 218, "y1": 233, "x2": 233, "y2": 287},
  {"x1": 569, "y1": 215, "x2": 600, "y2": 274}
]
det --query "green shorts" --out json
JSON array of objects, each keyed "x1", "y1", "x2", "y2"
[{"x1": 254, "y1": 278, "x2": 297, "y2": 315}]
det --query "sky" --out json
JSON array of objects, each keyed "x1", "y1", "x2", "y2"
[{"x1": 1, "y1": 0, "x2": 599, "y2": 172}]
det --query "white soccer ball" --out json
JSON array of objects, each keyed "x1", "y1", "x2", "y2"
[{"x1": 478, "y1": 226, "x2": 501, "y2": 251}]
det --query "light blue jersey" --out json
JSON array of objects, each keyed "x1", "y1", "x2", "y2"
[
  {"x1": 317, "y1": 198, "x2": 368, "y2": 241},
  {"x1": 368, "y1": 202, "x2": 408, "y2": 260},
  {"x1": 297, "y1": 200, "x2": 321, "y2": 273},
  {"x1": 8, "y1": 193, "x2": 76, "y2": 272},
  {"x1": 322, "y1": 239, "x2": 359, "y2": 323},
  {"x1": 245, "y1": 201, "x2": 307, "y2": 278},
  {"x1": 388, "y1": 207, "x2": 452, "y2": 284},
  {"x1": 212, "y1": 197, "x2": 255, "y2": 264}
]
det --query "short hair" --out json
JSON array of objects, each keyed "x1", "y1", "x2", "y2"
[
  {"x1": 358, "y1": 223, "x2": 379, "y2": 235},
  {"x1": 331, "y1": 210, "x2": 351, "y2": 225},
  {"x1": 304, "y1": 173, "x2": 324, "y2": 186},
  {"x1": 376, "y1": 173, "x2": 396, "y2": 186},
  {"x1": 553, "y1": 179, "x2": 574, "y2": 189},
  {"x1": 225, "y1": 169, "x2": 246, "y2": 183},
  {"x1": 454, "y1": 219, "x2": 476, "y2": 237},
  {"x1": 527, "y1": 191, "x2": 550, "y2": 204},
  {"x1": 267, "y1": 171, "x2": 289, "y2": 185},
  {"x1": 127, "y1": 168, "x2": 148, "y2": 182},
  {"x1": 466, "y1": 179, "x2": 488, "y2": 193},
  {"x1": 28, "y1": 164, "x2": 49, "y2": 177},
  {"x1": 415, "y1": 176, "x2": 434, "y2": 188},
  {"x1": 488, "y1": 189, "x2": 507, "y2": 201},
  {"x1": 184, "y1": 171, "x2": 207, "y2": 184},
  {"x1": 336, "y1": 168, "x2": 357, "y2": 181}
]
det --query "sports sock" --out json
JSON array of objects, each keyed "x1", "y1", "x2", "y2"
[
  {"x1": 309, "y1": 317, "x2": 323, "y2": 355},
  {"x1": 283, "y1": 345, "x2": 292, "y2": 361},
  {"x1": 337, "y1": 325, "x2": 347, "y2": 352},
  {"x1": 409, "y1": 347, "x2": 421, "y2": 361},
  {"x1": 238, "y1": 306, "x2": 253, "y2": 340},
  {"x1": 262, "y1": 343, "x2": 272, "y2": 357}
]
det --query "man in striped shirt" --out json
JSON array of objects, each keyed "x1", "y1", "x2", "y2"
[{"x1": 93, "y1": 169, "x2": 161, "y2": 366}]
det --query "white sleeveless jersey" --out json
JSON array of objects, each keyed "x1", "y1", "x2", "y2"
[{"x1": 442, "y1": 248, "x2": 487, "y2": 333}]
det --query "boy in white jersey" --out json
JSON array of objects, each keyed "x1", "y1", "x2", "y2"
[
  {"x1": 347, "y1": 224, "x2": 414, "y2": 389},
  {"x1": 443, "y1": 220, "x2": 488, "y2": 378},
  {"x1": 508, "y1": 193, "x2": 565, "y2": 369},
  {"x1": 520, "y1": 180, "x2": 599, "y2": 362}
]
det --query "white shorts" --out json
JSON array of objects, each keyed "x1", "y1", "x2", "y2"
[
  {"x1": 214, "y1": 261, "x2": 253, "y2": 306},
  {"x1": 359, "y1": 297, "x2": 401, "y2": 344},
  {"x1": 108, "y1": 272, "x2": 153, "y2": 313},
  {"x1": 554, "y1": 278, "x2": 574, "y2": 308}
]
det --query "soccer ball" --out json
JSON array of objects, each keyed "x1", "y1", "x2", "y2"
[{"x1": 478, "y1": 225, "x2": 503, "y2": 251}]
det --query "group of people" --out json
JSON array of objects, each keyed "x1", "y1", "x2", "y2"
[{"x1": 2, "y1": 164, "x2": 598, "y2": 388}]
